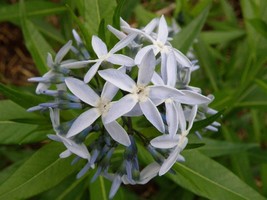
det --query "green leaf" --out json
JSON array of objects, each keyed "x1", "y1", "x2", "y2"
[
  {"x1": 0, "y1": 142, "x2": 81, "y2": 200},
  {"x1": 255, "y1": 79, "x2": 267, "y2": 94},
  {"x1": 201, "y1": 30, "x2": 245, "y2": 45},
  {"x1": 0, "y1": 121, "x2": 41, "y2": 145},
  {"x1": 169, "y1": 150, "x2": 266, "y2": 200},
  {"x1": 194, "y1": 37, "x2": 219, "y2": 91},
  {"x1": 20, "y1": 19, "x2": 54, "y2": 74},
  {"x1": 248, "y1": 18, "x2": 267, "y2": 39},
  {"x1": 0, "y1": 100, "x2": 41, "y2": 121},
  {"x1": 32, "y1": 19, "x2": 66, "y2": 44},
  {"x1": 79, "y1": 0, "x2": 117, "y2": 38},
  {"x1": 19, "y1": 0, "x2": 54, "y2": 75},
  {"x1": 134, "y1": 4, "x2": 157, "y2": 26},
  {"x1": 191, "y1": 109, "x2": 224, "y2": 132},
  {"x1": 172, "y1": 6, "x2": 210, "y2": 53},
  {"x1": 90, "y1": 176, "x2": 109, "y2": 200},
  {"x1": 0, "y1": 1, "x2": 66, "y2": 22},
  {"x1": 0, "y1": 83, "x2": 45, "y2": 108},
  {"x1": 113, "y1": 0, "x2": 125, "y2": 29},
  {"x1": 194, "y1": 138, "x2": 258, "y2": 157}
]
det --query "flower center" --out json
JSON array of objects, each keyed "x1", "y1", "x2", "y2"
[
  {"x1": 99, "y1": 53, "x2": 111, "y2": 61},
  {"x1": 97, "y1": 99, "x2": 111, "y2": 116},
  {"x1": 133, "y1": 85, "x2": 150, "y2": 102}
]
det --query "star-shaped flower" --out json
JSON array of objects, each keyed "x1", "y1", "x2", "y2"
[
  {"x1": 83, "y1": 35, "x2": 136, "y2": 83},
  {"x1": 65, "y1": 77, "x2": 131, "y2": 146},
  {"x1": 99, "y1": 50, "x2": 192, "y2": 133},
  {"x1": 28, "y1": 40, "x2": 89, "y2": 94}
]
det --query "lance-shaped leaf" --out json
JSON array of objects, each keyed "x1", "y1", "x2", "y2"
[{"x1": 0, "y1": 142, "x2": 81, "y2": 199}]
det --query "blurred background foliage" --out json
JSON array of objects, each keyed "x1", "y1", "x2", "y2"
[{"x1": 0, "y1": 0, "x2": 266, "y2": 199}]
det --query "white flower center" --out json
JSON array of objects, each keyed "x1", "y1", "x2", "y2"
[
  {"x1": 165, "y1": 98, "x2": 173, "y2": 104},
  {"x1": 99, "y1": 53, "x2": 111, "y2": 61},
  {"x1": 97, "y1": 99, "x2": 111, "y2": 116},
  {"x1": 133, "y1": 85, "x2": 150, "y2": 102}
]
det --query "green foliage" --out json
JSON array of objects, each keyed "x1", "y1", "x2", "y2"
[{"x1": 0, "y1": 0, "x2": 266, "y2": 199}]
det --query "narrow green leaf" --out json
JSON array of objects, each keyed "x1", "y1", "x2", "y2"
[
  {"x1": 80, "y1": 0, "x2": 117, "y2": 38},
  {"x1": 191, "y1": 109, "x2": 224, "y2": 132},
  {"x1": 255, "y1": 79, "x2": 267, "y2": 94},
  {"x1": 194, "y1": 37, "x2": 219, "y2": 91},
  {"x1": 201, "y1": 30, "x2": 245, "y2": 45},
  {"x1": 32, "y1": 19, "x2": 66, "y2": 44},
  {"x1": 0, "y1": 121, "x2": 41, "y2": 144},
  {"x1": 248, "y1": 18, "x2": 267, "y2": 39},
  {"x1": 0, "y1": 83, "x2": 45, "y2": 108},
  {"x1": 121, "y1": 0, "x2": 139, "y2": 20},
  {"x1": 169, "y1": 150, "x2": 266, "y2": 200},
  {"x1": 0, "y1": 142, "x2": 81, "y2": 200},
  {"x1": 113, "y1": 0, "x2": 125, "y2": 29},
  {"x1": 190, "y1": 138, "x2": 258, "y2": 157},
  {"x1": 134, "y1": 4, "x2": 157, "y2": 26},
  {"x1": 0, "y1": 100, "x2": 41, "y2": 121},
  {"x1": 220, "y1": 0, "x2": 237, "y2": 24},
  {"x1": 20, "y1": 0, "x2": 54, "y2": 74},
  {"x1": 20, "y1": 19, "x2": 54, "y2": 74},
  {"x1": 172, "y1": 6, "x2": 210, "y2": 53},
  {"x1": 0, "y1": 1, "x2": 66, "y2": 22},
  {"x1": 90, "y1": 176, "x2": 109, "y2": 200}
]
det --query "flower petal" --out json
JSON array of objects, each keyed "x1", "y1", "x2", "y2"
[
  {"x1": 151, "y1": 72, "x2": 164, "y2": 85},
  {"x1": 84, "y1": 61, "x2": 102, "y2": 83},
  {"x1": 176, "y1": 90, "x2": 211, "y2": 105},
  {"x1": 109, "y1": 176, "x2": 122, "y2": 199},
  {"x1": 157, "y1": 15, "x2": 168, "y2": 44},
  {"x1": 62, "y1": 139, "x2": 90, "y2": 159},
  {"x1": 98, "y1": 69, "x2": 136, "y2": 92},
  {"x1": 101, "y1": 81, "x2": 119, "y2": 102},
  {"x1": 165, "y1": 100, "x2": 178, "y2": 136},
  {"x1": 55, "y1": 40, "x2": 72, "y2": 64},
  {"x1": 137, "y1": 49, "x2": 156, "y2": 86},
  {"x1": 150, "y1": 134, "x2": 180, "y2": 149},
  {"x1": 140, "y1": 98, "x2": 165, "y2": 133},
  {"x1": 138, "y1": 162, "x2": 161, "y2": 184},
  {"x1": 123, "y1": 103, "x2": 143, "y2": 116},
  {"x1": 166, "y1": 52, "x2": 177, "y2": 87},
  {"x1": 104, "y1": 121, "x2": 131, "y2": 146},
  {"x1": 65, "y1": 77, "x2": 99, "y2": 106},
  {"x1": 149, "y1": 85, "x2": 184, "y2": 104},
  {"x1": 159, "y1": 137, "x2": 188, "y2": 176},
  {"x1": 176, "y1": 103, "x2": 186, "y2": 132},
  {"x1": 134, "y1": 45, "x2": 153, "y2": 65},
  {"x1": 67, "y1": 108, "x2": 100, "y2": 138},
  {"x1": 143, "y1": 18, "x2": 159, "y2": 34},
  {"x1": 108, "y1": 25, "x2": 126, "y2": 40},
  {"x1": 173, "y1": 49, "x2": 191, "y2": 67},
  {"x1": 104, "y1": 94, "x2": 137, "y2": 123},
  {"x1": 92, "y1": 35, "x2": 108, "y2": 57},
  {"x1": 107, "y1": 54, "x2": 134, "y2": 66},
  {"x1": 160, "y1": 52, "x2": 168, "y2": 84},
  {"x1": 61, "y1": 60, "x2": 92, "y2": 69},
  {"x1": 187, "y1": 105, "x2": 198, "y2": 131},
  {"x1": 47, "y1": 53, "x2": 53, "y2": 68},
  {"x1": 110, "y1": 33, "x2": 137, "y2": 53}
]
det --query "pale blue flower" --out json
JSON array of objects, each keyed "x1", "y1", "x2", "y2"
[
  {"x1": 65, "y1": 77, "x2": 131, "y2": 146},
  {"x1": 99, "y1": 50, "x2": 190, "y2": 133},
  {"x1": 83, "y1": 35, "x2": 136, "y2": 83}
]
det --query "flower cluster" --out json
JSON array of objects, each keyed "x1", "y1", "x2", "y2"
[{"x1": 28, "y1": 16, "x2": 219, "y2": 199}]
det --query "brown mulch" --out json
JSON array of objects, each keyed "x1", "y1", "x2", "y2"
[{"x1": 0, "y1": 22, "x2": 38, "y2": 86}]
